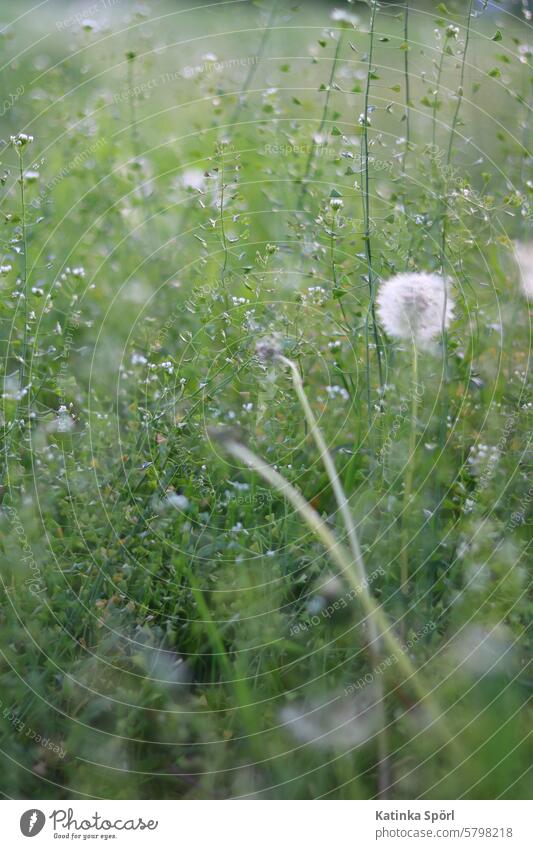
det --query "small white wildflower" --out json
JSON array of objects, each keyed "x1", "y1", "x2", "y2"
[
  {"x1": 329, "y1": 196, "x2": 344, "y2": 211},
  {"x1": 376, "y1": 272, "x2": 455, "y2": 349},
  {"x1": 11, "y1": 132, "x2": 33, "y2": 149},
  {"x1": 131, "y1": 352, "x2": 147, "y2": 365},
  {"x1": 302, "y1": 285, "x2": 328, "y2": 306},
  {"x1": 446, "y1": 24, "x2": 459, "y2": 38},
  {"x1": 514, "y1": 242, "x2": 533, "y2": 300}
]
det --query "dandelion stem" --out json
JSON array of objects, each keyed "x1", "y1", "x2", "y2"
[
  {"x1": 215, "y1": 434, "x2": 454, "y2": 751},
  {"x1": 279, "y1": 354, "x2": 390, "y2": 795},
  {"x1": 280, "y1": 356, "x2": 369, "y2": 597},
  {"x1": 400, "y1": 343, "x2": 419, "y2": 595}
]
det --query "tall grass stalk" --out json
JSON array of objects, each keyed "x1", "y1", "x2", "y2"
[
  {"x1": 279, "y1": 354, "x2": 390, "y2": 794},
  {"x1": 296, "y1": 32, "x2": 344, "y2": 211},
  {"x1": 228, "y1": 0, "x2": 279, "y2": 129},
  {"x1": 361, "y1": 0, "x2": 384, "y2": 419},
  {"x1": 17, "y1": 149, "x2": 29, "y2": 398},
  {"x1": 213, "y1": 431, "x2": 455, "y2": 754},
  {"x1": 218, "y1": 147, "x2": 230, "y2": 310},
  {"x1": 402, "y1": 0, "x2": 411, "y2": 174},
  {"x1": 2, "y1": 145, "x2": 30, "y2": 486},
  {"x1": 439, "y1": 1, "x2": 474, "y2": 447},
  {"x1": 445, "y1": 0, "x2": 474, "y2": 168}
]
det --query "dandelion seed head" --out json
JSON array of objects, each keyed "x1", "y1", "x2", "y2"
[
  {"x1": 255, "y1": 336, "x2": 282, "y2": 363},
  {"x1": 376, "y1": 272, "x2": 454, "y2": 349}
]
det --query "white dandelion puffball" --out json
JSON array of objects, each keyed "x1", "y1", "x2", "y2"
[
  {"x1": 376, "y1": 272, "x2": 455, "y2": 348},
  {"x1": 514, "y1": 242, "x2": 533, "y2": 300}
]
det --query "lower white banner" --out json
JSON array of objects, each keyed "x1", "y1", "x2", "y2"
[{"x1": 1, "y1": 800, "x2": 529, "y2": 848}]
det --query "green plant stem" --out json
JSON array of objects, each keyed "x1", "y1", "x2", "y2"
[
  {"x1": 431, "y1": 41, "x2": 447, "y2": 150},
  {"x1": 18, "y1": 151, "x2": 28, "y2": 395},
  {"x1": 362, "y1": 0, "x2": 384, "y2": 420},
  {"x1": 216, "y1": 434, "x2": 455, "y2": 753},
  {"x1": 439, "y1": 3, "x2": 473, "y2": 447},
  {"x1": 400, "y1": 344, "x2": 419, "y2": 595},
  {"x1": 228, "y1": 0, "x2": 279, "y2": 129},
  {"x1": 2, "y1": 152, "x2": 29, "y2": 486},
  {"x1": 218, "y1": 149, "x2": 230, "y2": 310},
  {"x1": 296, "y1": 33, "x2": 344, "y2": 211},
  {"x1": 446, "y1": 0, "x2": 474, "y2": 166},
  {"x1": 279, "y1": 354, "x2": 390, "y2": 795},
  {"x1": 186, "y1": 568, "x2": 272, "y2": 773},
  {"x1": 402, "y1": 0, "x2": 411, "y2": 174}
]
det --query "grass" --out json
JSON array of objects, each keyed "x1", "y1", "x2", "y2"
[{"x1": 0, "y1": 0, "x2": 531, "y2": 800}]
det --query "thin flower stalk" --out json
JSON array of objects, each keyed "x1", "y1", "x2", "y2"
[
  {"x1": 439, "y1": 2, "x2": 474, "y2": 445},
  {"x1": 402, "y1": 0, "x2": 411, "y2": 174},
  {"x1": 361, "y1": 0, "x2": 384, "y2": 418},
  {"x1": 279, "y1": 353, "x2": 390, "y2": 794},
  {"x1": 215, "y1": 433, "x2": 455, "y2": 752},
  {"x1": 400, "y1": 342, "x2": 419, "y2": 595},
  {"x1": 296, "y1": 33, "x2": 344, "y2": 211}
]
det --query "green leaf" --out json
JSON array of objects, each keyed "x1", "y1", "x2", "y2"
[{"x1": 492, "y1": 30, "x2": 503, "y2": 42}]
